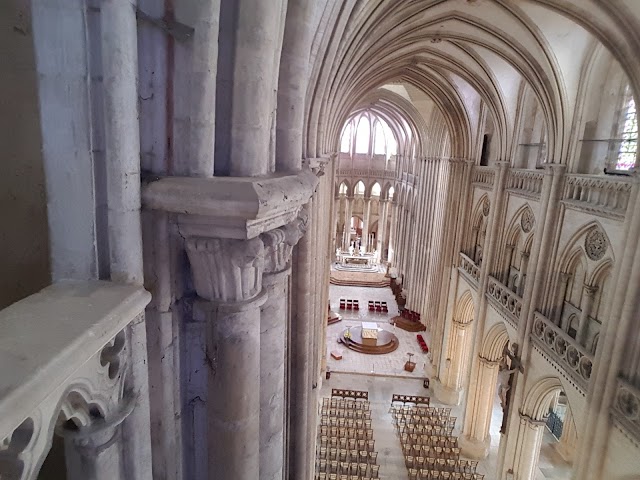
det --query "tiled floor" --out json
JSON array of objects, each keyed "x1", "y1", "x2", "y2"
[{"x1": 323, "y1": 284, "x2": 574, "y2": 480}]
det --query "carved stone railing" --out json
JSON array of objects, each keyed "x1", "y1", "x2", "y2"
[
  {"x1": 337, "y1": 168, "x2": 396, "y2": 179},
  {"x1": 472, "y1": 166, "x2": 495, "y2": 190},
  {"x1": 507, "y1": 169, "x2": 544, "y2": 200},
  {"x1": 458, "y1": 252, "x2": 480, "y2": 288},
  {"x1": 612, "y1": 377, "x2": 640, "y2": 442},
  {"x1": 531, "y1": 311, "x2": 593, "y2": 390},
  {"x1": 486, "y1": 276, "x2": 522, "y2": 327},
  {"x1": 0, "y1": 281, "x2": 150, "y2": 479},
  {"x1": 562, "y1": 174, "x2": 635, "y2": 220}
]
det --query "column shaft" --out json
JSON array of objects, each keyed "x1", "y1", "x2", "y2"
[
  {"x1": 512, "y1": 414, "x2": 545, "y2": 480},
  {"x1": 260, "y1": 269, "x2": 290, "y2": 480},
  {"x1": 196, "y1": 294, "x2": 265, "y2": 479}
]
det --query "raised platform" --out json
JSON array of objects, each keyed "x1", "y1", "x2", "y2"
[
  {"x1": 391, "y1": 316, "x2": 426, "y2": 332},
  {"x1": 330, "y1": 269, "x2": 390, "y2": 288},
  {"x1": 338, "y1": 326, "x2": 399, "y2": 354}
]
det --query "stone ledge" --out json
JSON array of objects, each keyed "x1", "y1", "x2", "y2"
[
  {"x1": 142, "y1": 170, "x2": 319, "y2": 239},
  {"x1": 0, "y1": 281, "x2": 151, "y2": 437}
]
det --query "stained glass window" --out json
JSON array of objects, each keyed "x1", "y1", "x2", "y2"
[{"x1": 615, "y1": 91, "x2": 637, "y2": 171}]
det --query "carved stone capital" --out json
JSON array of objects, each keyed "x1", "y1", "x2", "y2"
[
  {"x1": 185, "y1": 236, "x2": 265, "y2": 303},
  {"x1": 261, "y1": 213, "x2": 308, "y2": 275}
]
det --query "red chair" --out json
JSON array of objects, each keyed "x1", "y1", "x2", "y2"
[
  {"x1": 346, "y1": 300, "x2": 353, "y2": 310},
  {"x1": 354, "y1": 301, "x2": 359, "y2": 311},
  {"x1": 368, "y1": 301, "x2": 375, "y2": 311}
]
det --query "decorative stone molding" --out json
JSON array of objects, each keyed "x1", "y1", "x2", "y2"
[
  {"x1": 612, "y1": 378, "x2": 640, "y2": 443},
  {"x1": 472, "y1": 167, "x2": 495, "y2": 190},
  {"x1": 584, "y1": 227, "x2": 608, "y2": 261},
  {"x1": 0, "y1": 282, "x2": 149, "y2": 479},
  {"x1": 261, "y1": 211, "x2": 309, "y2": 274},
  {"x1": 531, "y1": 311, "x2": 593, "y2": 390},
  {"x1": 520, "y1": 207, "x2": 535, "y2": 233},
  {"x1": 143, "y1": 170, "x2": 319, "y2": 239},
  {"x1": 185, "y1": 236, "x2": 265, "y2": 303},
  {"x1": 486, "y1": 276, "x2": 522, "y2": 326},
  {"x1": 562, "y1": 174, "x2": 634, "y2": 220},
  {"x1": 507, "y1": 169, "x2": 544, "y2": 200},
  {"x1": 482, "y1": 197, "x2": 490, "y2": 216},
  {"x1": 458, "y1": 252, "x2": 480, "y2": 287}
]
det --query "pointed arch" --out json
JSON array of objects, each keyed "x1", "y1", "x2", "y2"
[
  {"x1": 454, "y1": 291, "x2": 474, "y2": 325},
  {"x1": 481, "y1": 322, "x2": 510, "y2": 363},
  {"x1": 521, "y1": 377, "x2": 564, "y2": 421}
]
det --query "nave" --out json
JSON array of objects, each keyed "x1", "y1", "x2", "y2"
[{"x1": 323, "y1": 285, "x2": 572, "y2": 480}]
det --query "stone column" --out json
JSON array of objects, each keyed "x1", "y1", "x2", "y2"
[
  {"x1": 344, "y1": 195, "x2": 353, "y2": 249},
  {"x1": 60, "y1": 398, "x2": 135, "y2": 480},
  {"x1": 289, "y1": 202, "x2": 314, "y2": 480},
  {"x1": 388, "y1": 200, "x2": 397, "y2": 263},
  {"x1": 503, "y1": 244, "x2": 516, "y2": 285},
  {"x1": 362, "y1": 197, "x2": 371, "y2": 251},
  {"x1": 517, "y1": 252, "x2": 530, "y2": 297},
  {"x1": 460, "y1": 356, "x2": 500, "y2": 458},
  {"x1": 552, "y1": 272, "x2": 571, "y2": 324},
  {"x1": 577, "y1": 284, "x2": 598, "y2": 345},
  {"x1": 511, "y1": 413, "x2": 546, "y2": 480},
  {"x1": 377, "y1": 199, "x2": 389, "y2": 261},
  {"x1": 556, "y1": 408, "x2": 577, "y2": 462},
  {"x1": 186, "y1": 236, "x2": 267, "y2": 479},
  {"x1": 259, "y1": 220, "x2": 305, "y2": 480},
  {"x1": 435, "y1": 320, "x2": 473, "y2": 405}
]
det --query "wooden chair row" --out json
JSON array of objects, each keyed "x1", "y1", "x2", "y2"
[
  {"x1": 321, "y1": 409, "x2": 372, "y2": 420},
  {"x1": 316, "y1": 461, "x2": 380, "y2": 476},
  {"x1": 391, "y1": 394, "x2": 431, "y2": 406},
  {"x1": 317, "y1": 449, "x2": 378, "y2": 467},
  {"x1": 397, "y1": 424, "x2": 455, "y2": 437},
  {"x1": 401, "y1": 445, "x2": 461, "y2": 460},
  {"x1": 400, "y1": 434, "x2": 459, "y2": 448},
  {"x1": 339, "y1": 299, "x2": 360, "y2": 310},
  {"x1": 407, "y1": 469, "x2": 484, "y2": 480},
  {"x1": 332, "y1": 389, "x2": 369, "y2": 401},
  {"x1": 390, "y1": 406, "x2": 451, "y2": 418},
  {"x1": 317, "y1": 437, "x2": 375, "y2": 452},
  {"x1": 316, "y1": 471, "x2": 379, "y2": 480}
]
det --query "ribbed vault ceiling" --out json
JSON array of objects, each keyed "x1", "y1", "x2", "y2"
[{"x1": 304, "y1": 0, "x2": 640, "y2": 163}]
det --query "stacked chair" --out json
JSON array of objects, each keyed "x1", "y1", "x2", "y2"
[
  {"x1": 316, "y1": 391, "x2": 380, "y2": 480},
  {"x1": 390, "y1": 396, "x2": 484, "y2": 480}
]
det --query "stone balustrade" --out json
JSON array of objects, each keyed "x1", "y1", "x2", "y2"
[
  {"x1": 486, "y1": 276, "x2": 522, "y2": 326},
  {"x1": 531, "y1": 311, "x2": 594, "y2": 390},
  {"x1": 472, "y1": 166, "x2": 496, "y2": 189},
  {"x1": 562, "y1": 174, "x2": 635, "y2": 220},
  {"x1": 0, "y1": 281, "x2": 150, "y2": 480},
  {"x1": 612, "y1": 377, "x2": 640, "y2": 442},
  {"x1": 337, "y1": 168, "x2": 396, "y2": 179},
  {"x1": 507, "y1": 169, "x2": 544, "y2": 199},
  {"x1": 459, "y1": 252, "x2": 480, "y2": 287}
]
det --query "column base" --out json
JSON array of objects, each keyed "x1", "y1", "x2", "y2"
[
  {"x1": 459, "y1": 434, "x2": 491, "y2": 459},
  {"x1": 432, "y1": 378, "x2": 463, "y2": 405}
]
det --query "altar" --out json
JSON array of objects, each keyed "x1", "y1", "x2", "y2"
[{"x1": 341, "y1": 255, "x2": 372, "y2": 266}]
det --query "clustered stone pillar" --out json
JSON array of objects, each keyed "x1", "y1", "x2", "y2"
[
  {"x1": 344, "y1": 195, "x2": 353, "y2": 249},
  {"x1": 362, "y1": 196, "x2": 371, "y2": 251},
  {"x1": 259, "y1": 220, "x2": 305, "y2": 480},
  {"x1": 436, "y1": 319, "x2": 472, "y2": 405},
  {"x1": 187, "y1": 236, "x2": 266, "y2": 479},
  {"x1": 578, "y1": 284, "x2": 598, "y2": 345},
  {"x1": 511, "y1": 413, "x2": 547, "y2": 480},
  {"x1": 377, "y1": 199, "x2": 389, "y2": 261},
  {"x1": 461, "y1": 356, "x2": 500, "y2": 458}
]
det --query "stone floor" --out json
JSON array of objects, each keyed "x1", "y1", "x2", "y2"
[
  {"x1": 323, "y1": 284, "x2": 574, "y2": 480},
  {"x1": 327, "y1": 285, "x2": 432, "y2": 379}
]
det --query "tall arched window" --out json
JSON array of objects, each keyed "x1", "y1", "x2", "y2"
[
  {"x1": 388, "y1": 186, "x2": 395, "y2": 200},
  {"x1": 355, "y1": 117, "x2": 370, "y2": 154},
  {"x1": 354, "y1": 181, "x2": 365, "y2": 195},
  {"x1": 371, "y1": 182, "x2": 381, "y2": 197},
  {"x1": 339, "y1": 182, "x2": 348, "y2": 195},
  {"x1": 615, "y1": 88, "x2": 637, "y2": 171}
]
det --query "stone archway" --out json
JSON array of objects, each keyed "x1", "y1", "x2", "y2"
[
  {"x1": 435, "y1": 291, "x2": 475, "y2": 405},
  {"x1": 460, "y1": 322, "x2": 510, "y2": 459},
  {"x1": 511, "y1": 377, "x2": 571, "y2": 480}
]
